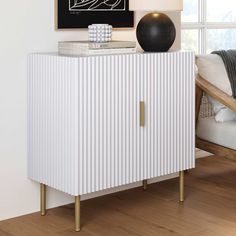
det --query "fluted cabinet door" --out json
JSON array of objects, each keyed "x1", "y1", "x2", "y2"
[
  {"x1": 143, "y1": 52, "x2": 195, "y2": 179},
  {"x1": 77, "y1": 55, "x2": 144, "y2": 195}
]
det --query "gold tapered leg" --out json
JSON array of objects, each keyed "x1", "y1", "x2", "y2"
[
  {"x1": 143, "y1": 180, "x2": 148, "y2": 190},
  {"x1": 40, "y1": 183, "x2": 46, "y2": 216},
  {"x1": 179, "y1": 171, "x2": 184, "y2": 202},
  {"x1": 75, "y1": 196, "x2": 81, "y2": 232}
]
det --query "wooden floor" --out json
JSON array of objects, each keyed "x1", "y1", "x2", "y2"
[{"x1": 1, "y1": 156, "x2": 236, "y2": 236}]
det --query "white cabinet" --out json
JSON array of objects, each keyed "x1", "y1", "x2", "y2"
[{"x1": 28, "y1": 51, "x2": 195, "y2": 231}]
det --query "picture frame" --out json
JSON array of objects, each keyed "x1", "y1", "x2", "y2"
[{"x1": 55, "y1": 0, "x2": 134, "y2": 30}]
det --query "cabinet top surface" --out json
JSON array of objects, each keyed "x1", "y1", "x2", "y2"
[{"x1": 29, "y1": 50, "x2": 194, "y2": 59}]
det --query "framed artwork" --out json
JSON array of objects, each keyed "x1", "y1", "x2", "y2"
[{"x1": 55, "y1": 0, "x2": 134, "y2": 29}]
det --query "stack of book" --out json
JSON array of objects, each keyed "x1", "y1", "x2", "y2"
[{"x1": 58, "y1": 41, "x2": 136, "y2": 56}]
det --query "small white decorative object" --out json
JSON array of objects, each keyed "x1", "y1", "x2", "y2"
[{"x1": 88, "y1": 24, "x2": 112, "y2": 42}]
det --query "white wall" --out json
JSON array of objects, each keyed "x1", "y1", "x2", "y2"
[{"x1": 0, "y1": 0, "x2": 180, "y2": 221}]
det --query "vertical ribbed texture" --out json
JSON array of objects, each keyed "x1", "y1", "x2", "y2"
[
  {"x1": 27, "y1": 54, "x2": 79, "y2": 195},
  {"x1": 143, "y1": 52, "x2": 195, "y2": 179},
  {"x1": 28, "y1": 51, "x2": 195, "y2": 196}
]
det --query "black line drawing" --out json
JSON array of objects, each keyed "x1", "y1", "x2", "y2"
[{"x1": 69, "y1": 0, "x2": 126, "y2": 11}]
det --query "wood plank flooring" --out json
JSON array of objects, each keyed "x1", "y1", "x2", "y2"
[{"x1": 1, "y1": 155, "x2": 236, "y2": 236}]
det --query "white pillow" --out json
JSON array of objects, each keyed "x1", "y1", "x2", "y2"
[
  {"x1": 206, "y1": 95, "x2": 225, "y2": 114},
  {"x1": 207, "y1": 95, "x2": 236, "y2": 122},
  {"x1": 215, "y1": 108, "x2": 236, "y2": 122},
  {"x1": 196, "y1": 54, "x2": 232, "y2": 96},
  {"x1": 196, "y1": 54, "x2": 236, "y2": 122}
]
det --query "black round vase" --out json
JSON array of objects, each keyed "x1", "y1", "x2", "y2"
[{"x1": 136, "y1": 13, "x2": 176, "y2": 52}]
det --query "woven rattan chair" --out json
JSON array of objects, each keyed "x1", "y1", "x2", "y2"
[{"x1": 196, "y1": 75, "x2": 236, "y2": 161}]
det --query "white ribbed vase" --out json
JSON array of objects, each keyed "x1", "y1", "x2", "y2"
[{"x1": 88, "y1": 24, "x2": 112, "y2": 42}]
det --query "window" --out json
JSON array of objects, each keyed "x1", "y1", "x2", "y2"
[{"x1": 181, "y1": 0, "x2": 236, "y2": 54}]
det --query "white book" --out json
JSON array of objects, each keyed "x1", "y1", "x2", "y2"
[
  {"x1": 59, "y1": 47, "x2": 136, "y2": 56},
  {"x1": 58, "y1": 41, "x2": 136, "y2": 50}
]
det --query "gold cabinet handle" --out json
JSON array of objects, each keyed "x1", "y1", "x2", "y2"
[{"x1": 140, "y1": 101, "x2": 145, "y2": 127}]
